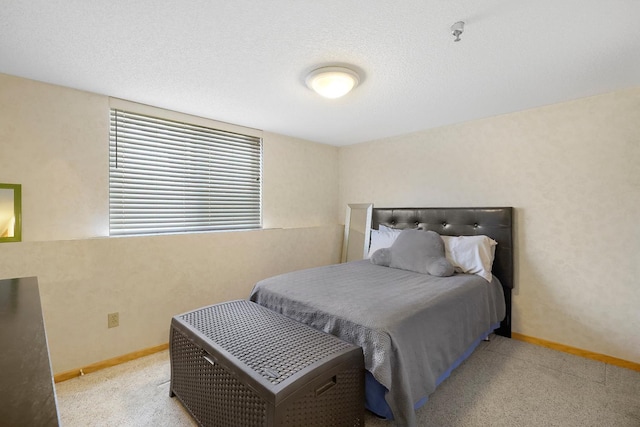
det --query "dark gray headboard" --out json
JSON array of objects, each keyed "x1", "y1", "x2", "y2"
[{"x1": 372, "y1": 207, "x2": 513, "y2": 337}]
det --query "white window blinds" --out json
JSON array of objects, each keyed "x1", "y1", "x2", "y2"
[{"x1": 109, "y1": 109, "x2": 262, "y2": 236}]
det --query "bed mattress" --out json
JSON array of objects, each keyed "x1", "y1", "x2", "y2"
[{"x1": 249, "y1": 259, "x2": 505, "y2": 427}]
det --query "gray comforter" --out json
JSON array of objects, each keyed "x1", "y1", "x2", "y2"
[{"x1": 249, "y1": 260, "x2": 505, "y2": 427}]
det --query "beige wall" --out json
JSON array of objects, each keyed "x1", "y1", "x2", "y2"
[
  {"x1": 1, "y1": 227, "x2": 341, "y2": 372},
  {"x1": 263, "y1": 131, "x2": 339, "y2": 229},
  {"x1": 2, "y1": 71, "x2": 639, "y2": 371},
  {"x1": 339, "y1": 87, "x2": 640, "y2": 364},
  {"x1": 0, "y1": 74, "x2": 109, "y2": 240},
  {"x1": 0, "y1": 73, "x2": 342, "y2": 372}
]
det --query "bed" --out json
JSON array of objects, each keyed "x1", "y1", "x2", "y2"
[{"x1": 249, "y1": 207, "x2": 513, "y2": 426}]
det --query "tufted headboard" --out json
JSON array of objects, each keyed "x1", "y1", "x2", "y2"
[{"x1": 372, "y1": 207, "x2": 513, "y2": 337}]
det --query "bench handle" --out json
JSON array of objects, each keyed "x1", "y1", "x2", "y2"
[
  {"x1": 202, "y1": 351, "x2": 217, "y2": 366},
  {"x1": 315, "y1": 376, "x2": 337, "y2": 396}
]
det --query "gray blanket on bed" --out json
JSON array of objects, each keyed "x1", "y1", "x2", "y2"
[{"x1": 249, "y1": 260, "x2": 505, "y2": 427}]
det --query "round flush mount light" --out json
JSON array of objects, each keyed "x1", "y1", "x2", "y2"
[{"x1": 305, "y1": 66, "x2": 360, "y2": 99}]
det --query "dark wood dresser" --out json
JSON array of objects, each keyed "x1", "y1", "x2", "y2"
[{"x1": 0, "y1": 276, "x2": 60, "y2": 426}]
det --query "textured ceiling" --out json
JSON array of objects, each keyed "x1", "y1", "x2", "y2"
[{"x1": 1, "y1": 0, "x2": 639, "y2": 146}]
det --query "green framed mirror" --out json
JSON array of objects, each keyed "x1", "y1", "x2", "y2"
[{"x1": 0, "y1": 183, "x2": 22, "y2": 243}]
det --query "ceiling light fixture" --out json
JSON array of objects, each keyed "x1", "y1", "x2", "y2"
[{"x1": 305, "y1": 66, "x2": 360, "y2": 99}]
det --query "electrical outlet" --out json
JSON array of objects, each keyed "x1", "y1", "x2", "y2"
[{"x1": 107, "y1": 312, "x2": 119, "y2": 328}]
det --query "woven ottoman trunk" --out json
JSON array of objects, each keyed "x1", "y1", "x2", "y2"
[{"x1": 169, "y1": 300, "x2": 364, "y2": 427}]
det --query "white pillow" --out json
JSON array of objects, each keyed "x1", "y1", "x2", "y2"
[
  {"x1": 367, "y1": 227, "x2": 402, "y2": 258},
  {"x1": 440, "y1": 235, "x2": 497, "y2": 282}
]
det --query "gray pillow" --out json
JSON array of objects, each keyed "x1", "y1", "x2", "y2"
[{"x1": 371, "y1": 229, "x2": 454, "y2": 277}]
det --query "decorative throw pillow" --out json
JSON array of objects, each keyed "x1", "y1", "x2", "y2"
[
  {"x1": 371, "y1": 229, "x2": 454, "y2": 277},
  {"x1": 370, "y1": 245, "x2": 392, "y2": 266}
]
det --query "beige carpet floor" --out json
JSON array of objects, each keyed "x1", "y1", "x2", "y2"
[{"x1": 55, "y1": 335, "x2": 640, "y2": 426}]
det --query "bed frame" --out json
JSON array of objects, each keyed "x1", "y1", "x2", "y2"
[{"x1": 371, "y1": 207, "x2": 513, "y2": 338}]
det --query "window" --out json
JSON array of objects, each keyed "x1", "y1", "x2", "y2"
[{"x1": 109, "y1": 108, "x2": 262, "y2": 236}]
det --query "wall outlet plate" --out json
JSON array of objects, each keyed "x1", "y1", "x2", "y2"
[{"x1": 107, "y1": 312, "x2": 119, "y2": 328}]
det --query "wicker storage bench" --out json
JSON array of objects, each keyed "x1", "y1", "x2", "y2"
[{"x1": 169, "y1": 300, "x2": 364, "y2": 427}]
